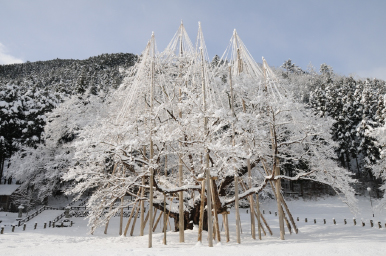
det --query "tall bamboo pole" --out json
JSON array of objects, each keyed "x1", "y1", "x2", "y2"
[
  {"x1": 198, "y1": 180, "x2": 206, "y2": 242},
  {"x1": 140, "y1": 148, "x2": 146, "y2": 236},
  {"x1": 222, "y1": 212, "x2": 230, "y2": 242},
  {"x1": 163, "y1": 153, "x2": 167, "y2": 244},
  {"x1": 200, "y1": 44, "x2": 213, "y2": 247},
  {"x1": 255, "y1": 193, "x2": 262, "y2": 240},
  {"x1": 229, "y1": 64, "x2": 241, "y2": 244},
  {"x1": 273, "y1": 124, "x2": 285, "y2": 240},
  {"x1": 210, "y1": 179, "x2": 221, "y2": 242},
  {"x1": 247, "y1": 159, "x2": 256, "y2": 239},
  {"x1": 178, "y1": 30, "x2": 185, "y2": 242},
  {"x1": 163, "y1": 193, "x2": 167, "y2": 245},
  {"x1": 148, "y1": 32, "x2": 155, "y2": 248},
  {"x1": 119, "y1": 196, "x2": 124, "y2": 235}
]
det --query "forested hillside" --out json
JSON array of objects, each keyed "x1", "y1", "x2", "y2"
[
  {"x1": 280, "y1": 60, "x2": 386, "y2": 196},
  {"x1": 0, "y1": 53, "x2": 137, "y2": 182}
]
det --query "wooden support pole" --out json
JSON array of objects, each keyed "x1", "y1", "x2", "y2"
[
  {"x1": 153, "y1": 211, "x2": 163, "y2": 232},
  {"x1": 151, "y1": 208, "x2": 157, "y2": 229},
  {"x1": 206, "y1": 165, "x2": 214, "y2": 246},
  {"x1": 130, "y1": 204, "x2": 140, "y2": 236},
  {"x1": 222, "y1": 212, "x2": 230, "y2": 242},
  {"x1": 240, "y1": 180, "x2": 262, "y2": 239},
  {"x1": 258, "y1": 219, "x2": 267, "y2": 236},
  {"x1": 148, "y1": 34, "x2": 155, "y2": 248},
  {"x1": 275, "y1": 162, "x2": 285, "y2": 240},
  {"x1": 163, "y1": 197, "x2": 168, "y2": 245},
  {"x1": 211, "y1": 178, "x2": 221, "y2": 242},
  {"x1": 261, "y1": 160, "x2": 297, "y2": 233},
  {"x1": 142, "y1": 209, "x2": 150, "y2": 234},
  {"x1": 198, "y1": 180, "x2": 205, "y2": 242},
  {"x1": 255, "y1": 194, "x2": 262, "y2": 240},
  {"x1": 254, "y1": 207, "x2": 273, "y2": 236},
  {"x1": 166, "y1": 196, "x2": 174, "y2": 231},
  {"x1": 280, "y1": 195, "x2": 298, "y2": 234},
  {"x1": 229, "y1": 63, "x2": 240, "y2": 244},
  {"x1": 119, "y1": 196, "x2": 124, "y2": 236},
  {"x1": 283, "y1": 214, "x2": 292, "y2": 234},
  {"x1": 199, "y1": 35, "x2": 212, "y2": 247},
  {"x1": 140, "y1": 174, "x2": 145, "y2": 236},
  {"x1": 247, "y1": 159, "x2": 256, "y2": 240},
  {"x1": 163, "y1": 154, "x2": 167, "y2": 245},
  {"x1": 124, "y1": 190, "x2": 141, "y2": 236},
  {"x1": 178, "y1": 93, "x2": 185, "y2": 243},
  {"x1": 163, "y1": 193, "x2": 167, "y2": 245},
  {"x1": 235, "y1": 176, "x2": 241, "y2": 244}
]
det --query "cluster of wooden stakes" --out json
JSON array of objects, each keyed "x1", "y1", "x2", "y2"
[{"x1": 96, "y1": 21, "x2": 301, "y2": 248}]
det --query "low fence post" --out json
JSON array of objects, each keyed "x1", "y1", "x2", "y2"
[
  {"x1": 324, "y1": 219, "x2": 326, "y2": 224},
  {"x1": 34, "y1": 222, "x2": 37, "y2": 229},
  {"x1": 353, "y1": 218, "x2": 356, "y2": 225},
  {"x1": 49, "y1": 221, "x2": 51, "y2": 227},
  {"x1": 314, "y1": 219, "x2": 316, "y2": 224},
  {"x1": 1, "y1": 226, "x2": 4, "y2": 234},
  {"x1": 305, "y1": 218, "x2": 307, "y2": 223},
  {"x1": 344, "y1": 219, "x2": 347, "y2": 225},
  {"x1": 370, "y1": 220, "x2": 373, "y2": 227},
  {"x1": 44, "y1": 223, "x2": 47, "y2": 229},
  {"x1": 12, "y1": 225, "x2": 15, "y2": 232},
  {"x1": 378, "y1": 222, "x2": 382, "y2": 229},
  {"x1": 23, "y1": 224, "x2": 26, "y2": 231},
  {"x1": 333, "y1": 218, "x2": 336, "y2": 225}
]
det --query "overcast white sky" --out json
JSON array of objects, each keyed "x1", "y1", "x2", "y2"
[{"x1": 0, "y1": 0, "x2": 385, "y2": 80}]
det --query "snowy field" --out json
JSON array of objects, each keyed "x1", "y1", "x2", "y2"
[{"x1": 1, "y1": 196, "x2": 385, "y2": 256}]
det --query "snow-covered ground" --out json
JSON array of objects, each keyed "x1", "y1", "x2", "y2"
[{"x1": 1, "y1": 196, "x2": 385, "y2": 256}]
